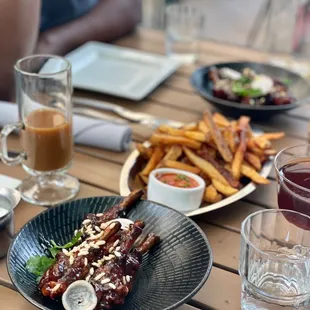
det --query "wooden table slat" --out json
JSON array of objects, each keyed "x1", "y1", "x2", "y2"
[
  {"x1": 193, "y1": 267, "x2": 241, "y2": 310},
  {"x1": 201, "y1": 201, "x2": 265, "y2": 232}
]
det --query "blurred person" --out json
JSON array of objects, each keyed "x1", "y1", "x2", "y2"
[{"x1": 0, "y1": 0, "x2": 141, "y2": 100}]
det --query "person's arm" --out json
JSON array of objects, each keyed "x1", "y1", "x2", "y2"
[
  {"x1": 36, "y1": 0, "x2": 142, "y2": 56},
  {"x1": 0, "y1": 0, "x2": 41, "y2": 100}
]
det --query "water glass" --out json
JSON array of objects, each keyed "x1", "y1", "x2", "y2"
[
  {"x1": 1, "y1": 55, "x2": 80, "y2": 206},
  {"x1": 262, "y1": 0, "x2": 301, "y2": 54},
  {"x1": 165, "y1": 1, "x2": 205, "y2": 64},
  {"x1": 239, "y1": 209, "x2": 310, "y2": 309}
]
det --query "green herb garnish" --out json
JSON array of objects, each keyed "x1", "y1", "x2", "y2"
[
  {"x1": 281, "y1": 78, "x2": 292, "y2": 86},
  {"x1": 232, "y1": 81, "x2": 263, "y2": 98},
  {"x1": 176, "y1": 174, "x2": 189, "y2": 181},
  {"x1": 25, "y1": 231, "x2": 83, "y2": 281},
  {"x1": 238, "y1": 76, "x2": 252, "y2": 84},
  {"x1": 26, "y1": 255, "x2": 56, "y2": 282},
  {"x1": 50, "y1": 231, "x2": 82, "y2": 258}
]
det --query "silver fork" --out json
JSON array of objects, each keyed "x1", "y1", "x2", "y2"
[{"x1": 73, "y1": 97, "x2": 184, "y2": 129}]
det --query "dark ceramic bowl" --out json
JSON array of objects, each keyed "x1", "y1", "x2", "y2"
[
  {"x1": 7, "y1": 196, "x2": 212, "y2": 310},
  {"x1": 191, "y1": 62, "x2": 310, "y2": 119}
]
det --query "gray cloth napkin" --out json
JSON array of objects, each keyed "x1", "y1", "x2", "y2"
[{"x1": 0, "y1": 101, "x2": 132, "y2": 152}]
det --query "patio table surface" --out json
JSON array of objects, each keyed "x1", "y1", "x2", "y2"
[{"x1": 0, "y1": 27, "x2": 307, "y2": 310}]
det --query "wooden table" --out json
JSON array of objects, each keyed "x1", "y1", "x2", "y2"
[{"x1": 0, "y1": 27, "x2": 308, "y2": 310}]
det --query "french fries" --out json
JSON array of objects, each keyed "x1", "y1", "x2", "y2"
[
  {"x1": 184, "y1": 131, "x2": 207, "y2": 142},
  {"x1": 204, "y1": 185, "x2": 223, "y2": 203},
  {"x1": 253, "y1": 136, "x2": 271, "y2": 149},
  {"x1": 134, "y1": 111, "x2": 284, "y2": 206},
  {"x1": 136, "y1": 143, "x2": 153, "y2": 159},
  {"x1": 223, "y1": 126, "x2": 237, "y2": 153},
  {"x1": 264, "y1": 149, "x2": 277, "y2": 156},
  {"x1": 159, "y1": 124, "x2": 207, "y2": 143},
  {"x1": 182, "y1": 123, "x2": 198, "y2": 131},
  {"x1": 246, "y1": 124, "x2": 254, "y2": 139},
  {"x1": 198, "y1": 121, "x2": 210, "y2": 134},
  {"x1": 158, "y1": 125, "x2": 185, "y2": 136},
  {"x1": 150, "y1": 133, "x2": 201, "y2": 149},
  {"x1": 198, "y1": 149, "x2": 240, "y2": 188},
  {"x1": 247, "y1": 139, "x2": 265, "y2": 156},
  {"x1": 258, "y1": 132, "x2": 285, "y2": 140},
  {"x1": 198, "y1": 145, "x2": 217, "y2": 158},
  {"x1": 165, "y1": 160, "x2": 201, "y2": 174},
  {"x1": 241, "y1": 164, "x2": 270, "y2": 185},
  {"x1": 203, "y1": 110, "x2": 233, "y2": 162},
  {"x1": 244, "y1": 152, "x2": 262, "y2": 171},
  {"x1": 213, "y1": 112, "x2": 230, "y2": 127},
  {"x1": 184, "y1": 147, "x2": 229, "y2": 186},
  {"x1": 232, "y1": 116, "x2": 250, "y2": 180},
  {"x1": 141, "y1": 147, "x2": 164, "y2": 176},
  {"x1": 212, "y1": 179, "x2": 239, "y2": 196},
  {"x1": 157, "y1": 145, "x2": 182, "y2": 168}
]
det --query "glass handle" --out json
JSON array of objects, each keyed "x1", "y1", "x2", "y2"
[{"x1": 1, "y1": 123, "x2": 26, "y2": 166}]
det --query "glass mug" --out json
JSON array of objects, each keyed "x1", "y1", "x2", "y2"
[{"x1": 1, "y1": 55, "x2": 80, "y2": 206}]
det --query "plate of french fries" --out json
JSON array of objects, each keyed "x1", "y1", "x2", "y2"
[{"x1": 120, "y1": 111, "x2": 284, "y2": 217}]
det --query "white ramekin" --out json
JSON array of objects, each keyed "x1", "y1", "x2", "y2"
[{"x1": 147, "y1": 168, "x2": 206, "y2": 213}]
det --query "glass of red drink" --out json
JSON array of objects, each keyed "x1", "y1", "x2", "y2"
[{"x1": 275, "y1": 144, "x2": 310, "y2": 229}]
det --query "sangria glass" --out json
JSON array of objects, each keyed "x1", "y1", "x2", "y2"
[{"x1": 274, "y1": 144, "x2": 310, "y2": 228}]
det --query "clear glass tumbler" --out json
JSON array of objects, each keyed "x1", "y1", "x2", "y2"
[
  {"x1": 1, "y1": 55, "x2": 80, "y2": 206},
  {"x1": 262, "y1": 0, "x2": 301, "y2": 54},
  {"x1": 239, "y1": 209, "x2": 310, "y2": 310},
  {"x1": 165, "y1": 0, "x2": 205, "y2": 64}
]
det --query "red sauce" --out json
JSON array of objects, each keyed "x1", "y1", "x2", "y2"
[{"x1": 156, "y1": 173, "x2": 199, "y2": 188}]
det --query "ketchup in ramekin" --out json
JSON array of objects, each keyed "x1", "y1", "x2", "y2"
[{"x1": 156, "y1": 173, "x2": 199, "y2": 188}]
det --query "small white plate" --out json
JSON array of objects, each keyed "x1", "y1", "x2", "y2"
[{"x1": 65, "y1": 42, "x2": 180, "y2": 101}]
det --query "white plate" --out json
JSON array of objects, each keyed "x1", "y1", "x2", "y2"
[
  {"x1": 119, "y1": 136, "x2": 273, "y2": 217},
  {"x1": 0, "y1": 175, "x2": 21, "y2": 189},
  {"x1": 65, "y1": 41, "x2": 180, "y2": 100}
]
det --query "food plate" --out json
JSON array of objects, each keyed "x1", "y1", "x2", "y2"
[
  {"x1": 191, "y1": 62, "x2": 310, "y2": 119},
  {"x1": 65, "y1": 41, "x2": 180, "y2": 101},
  {"x1": 120, "y1": 140, "x2": 273, "y2": 217},
  {"x1": 8, "y1": 196, "x2": 212, "y2": 310}
]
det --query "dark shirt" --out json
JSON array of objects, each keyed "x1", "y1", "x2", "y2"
[{"x1": 40, "y1": 0, "x2": 99, "y2": 32}]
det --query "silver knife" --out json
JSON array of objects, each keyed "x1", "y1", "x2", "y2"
[
  {"x1": 73, "y1": 107, "x2": 128, "y2": 125},
  {"x1": 73, "y1": 97, "x2": 184, "y2": 128}
]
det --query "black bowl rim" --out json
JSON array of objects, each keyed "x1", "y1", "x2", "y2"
[
  {"x1": 7, "y1": 195, "x2": 213, "y2": 310},
  {"x1": 191, "y1": 61, "x2": 310, "y2": 112}
]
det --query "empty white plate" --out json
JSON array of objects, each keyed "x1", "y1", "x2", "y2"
[{"x1": 65, "y1": 41, "x2": 180, "y2": 101}]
